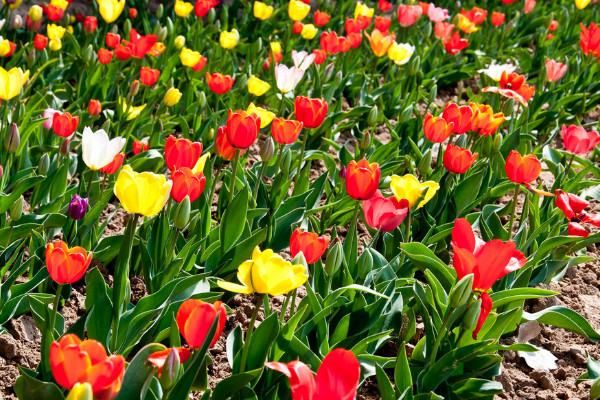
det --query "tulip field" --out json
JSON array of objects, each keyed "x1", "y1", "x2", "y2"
[{"x1": 2, "y1": 0, "x2": 600, "y2": 398}]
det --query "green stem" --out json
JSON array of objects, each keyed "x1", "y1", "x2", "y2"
[
  {"x1": 239, "y1": 293, "x2": 264, "y2": 374},
  {"x1": 563, "y1": 152, "x2": 576, "y2": 183},
  {"x1": 86, "y1": 169, "x2": 96, "y2": 199},
  {"x1": 293, "y1": 129, "x2": 309, "y2": 186},
  {"x1": 404, "y1": 210, "x2": 412, "y2": 243},
  {"x1": 279, "y1": 291, "x2": 292, "y2": 323},
  {"x1": 427, "y1": 307, "x2": 454, "y2": 368},
  {"x1": 277, "y1": 94, "x2": 285, "y2": 116},
  {"x1": 252, "y1": 160, "x2": 268, "y2": 201},
  {"x1": 48, "y1": 284, "x2": 64, "y2": 340},
  {"x1": 507, "y1": 183, "x2": 521, "y2": 239},
  {"x1": 228, "y1": 149, "x2": 241, "y2": 204}
]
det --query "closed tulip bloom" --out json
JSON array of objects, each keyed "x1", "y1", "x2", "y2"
[
  {"x1": 106, "y1": 33, "x2": 121, "y2": 48},
  {"x1": 562, "y1": 124, "x2": 600, "y2": 154},
  {"x1": 81, "y1": 127, "x2": 126, "y2": 170},
  {"x1": 388, "y1": 42, "x2": 415, "y2": 65},
  {"x1": 505, "y1": 151, "x2": 541, "y2": 184},
  {"x1": 83, "y1": 16, "x2": 97, "y2": 34},
  {"x1": 206, "y1": 72, "x2": 235, "y2": 94},
  {"x1": 174, "y1": 0, "x2": 194, "y2": 17},
  {"x1": 66, "y1": 383, "x2": 93, "y2": 400},
  {"x1": 427, "y1": 4, "x2": 449, "y2": 22},
  {"x1": 165, "y1": 135, "x2": 203, "y2": 171},
  {"x1": 34, "y1": 34, "x2": 48, "y2": 50},
  {"x1": 289, "y1": 0, "x2": 311, "y2": 21},
  {"x1": 47, "y1": 24, "x2": 66, "y2": 41},
  {"x1": 248, "y1": 103, "x2": 275, "y2": 128},
  {"x1": 227, "y1": 110, "x2": 261, "y2": 149},
  {"x1": 98, "y1": 48, "x2": 113, "y2": 64},
  {"x1": 442, "y1": 102, "x2": 477, "y2": 134},
  {"x1": 443, "y1": 32, "x2": 469, "y2": 55},
  {"x1": 88, "y1": 100, "x2": 102, "y2": 116},
  {"x1": 98, "y1": 0, "x2": 126, "y2": 23},
  {"x1": 363, "y1": 190, "x2": 409, "y2": 232},
  {"x1": 423, "y1": 113, "x2": 454, "y2": 143},
  {"x1": 293, "y1": 21, "x2": 305, "y2": 34},
  {"x1": 443, "y1": 144, "x2": 478, "y2": 174},
  {"x1": 390, "y1": 174, "x2": 440, "y2": 209},
  {"x1": 114, "y1": 44, "x2": 131, "y2": 60},
  {"x1": 314, "y1": 10, "x2": 331, "y2": 26},
  {"x1": 379, "y1": 0, "x2": 392, "y2": 11},
  {"x1": 53, "y1": 112, "x2": 79, "y2": 137},
  {"x1": 29, "y1": 5, "x2": 43, "y2": 21},
  {"x1": 355, "y1": 2, "x2": 374, "y2": 19},
  {"x1": 272, "y1": 118, "x2": 303, "y2": 144},
  {"x1": 176, "y1": 299, "x2": 226, "y2": 348},
  {"x1": 301, "y1": 24, "x2": 318, "y2": 39},
  {"x1": 320, "y1": 31, "x2": 341, "y2": 54},
  {"x1": 114, "y1": 165, "x2": 172, "y2": 216},
  {"x1": 275, "y1": 65, "x2": 305, "y2": 93},
  {"x1": 148, "y1": 348, "x2": 191, "y2": 378},
  {"x1": 545, "y1": 59, "x2": 567, "y2": 82},
  {"x1": 294, "y1": 96, "x2": 328, "y2": 129},
  {"x1": 313, "y1": 49, "x2": 327, "y2": 64},
  {"x1": 365, "y1": 29, "x2": 395, "y2": 57},
  {"x1": 100, "y1": 153, "x2": 125, "y2": 174},
  {"x1": 50, "y1": 334, "x2": 125, "y2": 399},
  {"x1": 46, "y1": 241, "x2": 92, "y2": 284},
  {"x1": 163, "y1": 88, "x2": 182, "y2": 106},
  {"x1": 346, "y1": 159, "x2": 381, "y2": 200},
  {"x1": 220, "y1": 29, "x2": 240, "y2": 49},
  {"x1": 254, "y1": 1, "x2": 273, "y2": 19},
  {"x1": 248, "y1": 75, "x2": 270, "y2": 96},
  {"x1": 140, "y1": 67, "x2": 160, "y2": 86},
  {"x1": 290, "y1": 229, "x2": 330, "y2": 264},
  {"x1": 576, "y1": 0, "x2": 591, "y2": 9},
  {"x1": 434, "y1": 21, "x2": 454, "y2": 40},
  {"x1": 43, "y1": 108, "x2": 58, "y2": 130},
  {"x1": 375, "y1": 16, "x2": 392, "y2": 32},
  {"x1": 217, "y1": 247, "x2": 308, "y2": 296},
  {"x1": 195, "y1": 0, "x2": 218, "y2": 17},
  {"x1": 266, "y1": 349, "x2": 360, "y2": 400},
  {"x1": 180, "y1": 47, "x2": 202, "y2": 67},
  {"x1": 0, "y1": 67, "x2": 29, "y2": 101},
  {"x1": 49, "y1": 39, "x2": 63, "y2": 52},
  {"x1": 491, "y1": 11, "x2": 505, "y2": 26},
  {"x1": 397, "y1": 4, "x2": 422, "y2": 27},
  {"x1": 132, "y1": 139, "x2": 148, "y2": 155},
  {"x1": 171, "y1": 168, "x2": 206, "y2": 203},
  {"x1": 215, "y1": 126, "x2": 243, "y2": 160},
  {"x1": 69, "y1": 195, "x2": 89, "y2": 221}
]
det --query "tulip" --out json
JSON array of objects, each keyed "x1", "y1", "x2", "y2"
[
  {"x1": 0, "y1": 67, "x2": 29, "y2": 101},
  {"x1": 253, "y1": 1, "x2": 273, "y2": 19},
  {"x1": 456, "y1": 14, "x2": 478, "y2": 34},
  {"x1": 365, "y1": 29, "x2": 395, "y2": 57},
  {"x1": 215, "y1": 126, "x2": 243, "y2": 160},
  {"x1": 206, "y1": 72, "x2": 235, "y2": 94},
  {"x1": 423, "y1": 113, "x2": 453, "y2": 143},
  {"x1": 362, "y1": 190, "x2": 409, "y2": 232},
  {"x1": 576, "y1": 0, "x2": 592, "y2": 9},
  {"x1": 127, "y1": 29, "x2": 157, "y2": 59},
  {"x1": 46, "y1": 241, "x2": 93, "y2": 284},
  {"x1": 427, "y1": 5, "x2": 449, "y2": 22},
  {"x1": 98, "y1": 48, "x2": 113, "y2": 64},
  {"x1": 98, "y1": 0, "x2": 126, "y2": 23},
  {"x1": 313, "y1": 49, "x2": 327, "y2": 64},
  {"x1": 165, "y1": 135, "x2": 203, "y2": 171},
  {"x1": 220, "y1": 29, "x2": 240, "y2": 49},
  {"x1": 397, "y1": 4, "x2": 422, "y2": 27},
  {"x1": 461, "y1": 7, "x2": 487, "y2": 25},
  {"x1": 247, "y1": 75, "x2": 270, "y2": 97},
  {"x1": 555, "y1": 189, "x2": 600, "y2": 238},
  {"x1": 442, "y1": 103, "x2": 477, "y2": 134},
  {"x1": 42, "y1": 108, "x2": 58, "y2": 130},
  {"x1": 561, "y1": 124, "x2": 600, "y2": 154},
  {"x1": 34, "y1": 34, "x2": 48, "y2": 50},
  {"x1": 294, "y1": 96, "x2": 328, "y2": 129},
  {"x1": 53, "y1": 112, "x2": 79, "y2": 137},
  {"x1": 69, "y1": 195, "x2": 89, "y2": 221},
  {"x1": 49, "y1": 39, "x2": 63, "y2": 51},
  {"x1": 50, "y1": 334, "x2": 125, "y2": 399},
  {"x1": 483, "y1": 71, "x2": 535, "y2": 107},
  {"x1": 29, "y1": 5, "x2": 43, "y2": 21},
  {"x1": 195, "y1": 0, "x2": 218, "y2": 17},
  {"x1": 289, "y1": 0, "x2": 311, "y2": 21},
  {"x1": 491, "y1": 11, "x2": 505, "y2": 26},
  {"x1": 388, "y1": 42, "x2": 415, "y2": 65},
  {"x1": 390, "y1": 174, "x2": 439, "y2": 210},
  {"x1": 217, "y1": 247, "x2": 308, "y2": 296},
  {"x1": 345, "y1": 18, "x2": 361, "y2": 35},
  {"x1": 275, "y1": 65, "x2": 304, "y2": 93},
  {"x1": 549, "y1": 20, "x2": 558, "y2": 31},
  {"x1": 248, "y1": 103, "x2": 275, "y2": 128},
  {"x1": 148, "y1": 348, "x2": 190, "y2": 378},
  {"x1": 106, "y1": 33, "x2": 121, "y2": 48},
  {"x1": 375, "y1": 16, "x2": 392, "y2": 33},
  {"x1": 180, "y1": 47, "x2": 203, "y2": 68},
  {"x1": 88, "y1": 100, "x2": 102, "y2": 116},
  {"x1": 320, "y1": 31, "x2": 341, "y2": 54},
  {"x1": 443, "y1": 32, "x2": 469, "y2": 55},
  {"x1": 176, "y1": 299, "x2": 226, "y2": 349},
  {"x1": 163, "y1": 88, "x2": 182, "y2": 106},
  {"x1": 140, "y1": 67, "x2": 160, "y2": 86},
  {"x1": 355, "y1": 2, "x2": 374, "y2": 19},
  {"x1": 272, "y1": 118, "x2": 303, "y2": 144},
  {"x1": 314, "y1": 10, "x2": 331, "y2": 26},
  {"x1": 83, "y1": 16, "x2": 97, "y2": 34},
  {"x1": 120, "y1": 98, "x2": 146, "y2": 120},
  {"x1": 290, "y1": 229, "x2": 330, "y2": 264},
  {"x1": 524, "y1": 0, "x2": 536, "y2": 13},
  {"x1": 293, "y1": 21, "x2": 305, "y2": 35},
  {"x1": 132, "y1": 139, "x2": 148, "y2": 155},
  {"x1": 171, "y1": 168, "x2": 206, "y2": 203},
  {"x1": 345, "y1": 159, "x2": 381, "y2": 200},
  {"x1": 81, "y1": 127, "x2": 126, "y2": 170},
  {"x1": 114, "y1": 166, "x2": 172, "y2": 217},
  {"x1": 580, "y1": 23, "x2": 600, "y2": 57},
  {"x1": 434, "y1": 21, "x2": 455, "y2": 40},
  {"x1": 443, "y1": 144, "x2": 478, "y2": 174},
  {"x1": 545, "y1": 59, "x2": 567, "y2": 82},
  {"x1": 174, "y1": 0, "x2": 194, "y2": 17},
  {"x1": 301, "y1": 24, "x2": 318, "y2": 39},
  {"x1": 471, "y1": 104, "x2": 504, "y2": 136},
  {"x1": 505, "y1": 151, "x2": 541, "y2": 184},
  {"x1": 46, "y1": 5, "x2": 64, "y2": 21},
  {"x1": 379, "y1": 0, "x2": 392, "y2": 11},
  {"x1": 478, "y1": 61, "x2": 516, "y2": 82},
  {"x1": 266, "y1": 349, "x2": 360, "y2": 400},
  {"x1": 226, "y1": 110, "x2": 261, "y2": 149},
  {"x1": 100, "y1": 153, "x2": 125, "y2": 174},
  {"x1": 66, "y1": 383, "x2": 93, "y2": 400}
]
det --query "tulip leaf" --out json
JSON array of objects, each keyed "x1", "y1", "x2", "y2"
[
  {"x1": 400, "y1": 243, "x2": 456, "y2": 290},
  {"x1": 114, "y1": 343, "x2": 166, "y2": 400},
  {"x1": 522, "y1": 306, "x2": 600, "y2": 342},
  {"x1": 376, "y1": 363, "x2": 396, "y2": 400},
  {"x1": 220, "y1": 188, "x2": 248, "y2": 254},
  {"x1": 451, "y1": 379, "x2": 503, "y2": 398},
  {"x1": 13, "y1": 367, "x2": 65, "y2": 400},
  {"x1": 85, "y1": 267, "x2": 113, "y2": 348},
  {"x1": 245, "y1": 313, "x2": 280, "y2": 372},
  {"x1": 489, "y1": 288, "x2": 558, "y2": 309},
  {"x1": 0, "y1": 175, "x2": 44, "y2": 214},
  {"x1": 211, "y1": 368, "x2": 263, "y2": 399}
]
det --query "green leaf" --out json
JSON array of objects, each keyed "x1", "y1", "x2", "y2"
[
  {"x1": 220, "y1": 188, "x2": 249, "y2": 254},
  {"x1": 489, "y1": 288, "x2": 558, "y2": 309},
  {"x1": 245, "y1": 313, "x2": 280, "y2": 372},
  {"x1": 395, "y1": 342, "x2": 412, "y2": 397},
  {"x1": 85, "y1": 267, "x2": 113, "y2": 348},
  {"x1": 13, "y1": 368, "x2": 65, "y2": 400},
  {"x1": 376, "y1": 364, "x2": 395, "y2": 400},
  {"x1": 211, "y1": 368, "x2": 263, "y2": 399},
  {"x1": 401, "y1": 243, "x2": 456, "y2": 290},
  {"x1": 522, "y1": 307, "x2": 600, "y2": 342},
  {"x1": 451, "y1": 379, "x2": 503, "y2": 398},
  {"x1": 114, "y1": 343, "x2": 166, "y2": 400}
]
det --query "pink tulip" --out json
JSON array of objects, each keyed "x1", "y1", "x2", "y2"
[{"x1": 545, "y1": 59, "x2": 567, "y2": 82}]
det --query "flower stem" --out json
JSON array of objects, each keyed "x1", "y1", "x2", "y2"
[
  {"x1": 404, "y1": 210, "x2": 412, "y2": 243},
  {"x1": 252, "y1": 159, "x2": 268, "y2": 201},
  {"x1": 426, "y1": 307, "x2": 453, "y2": 368},
  {"x1": 507, "y1": 183, "x2": 521, "y2": 239},
  {"x1": 293, "y1": 129, "x2": 309, "y2": 186},
  {"x1": 86, "y1": 169, "x2": 96, "y2": 199},
  {"x1": 228, "y1": 149, "x2": 241, "y2": 204},
  {"x1": 564, "y1": 152, "x2": 576, "y2": 183},
  {"x1": 239, "y1": 293, "x2": 264, "y2": 374},
  {"x1": 48, "y1": 284, "x2": 64, "y2": 340}
]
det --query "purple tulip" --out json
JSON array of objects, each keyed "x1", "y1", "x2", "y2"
[{"x1": 69, "y1": 195, "x2": 89, "y2": 220}]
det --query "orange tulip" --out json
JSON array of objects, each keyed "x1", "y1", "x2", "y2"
[
  {"x1": 294, "y1": 96, "x2": 328, "y2": 129},
  {"x1": 140, "y1": 67, "x2": 160, "y2": 86},
  {"x1": 442, "y1": 103, "x2": 477, "y2": 134},
  {"x1": 271, "y1": 118, "x2": 303, "y2": 144},
  {"x1": 365, "y1": 29, "x2": 395, "y2": 57},
  {"x1": 215, "y1": 126, "x2": 243, "y2": 160},
  {"x1": 46, "y1": 241, "x2": 92, "y2": 284},
  {"x1": 206, "y1": 72, "x2": 235, "y2": 94},
  {"x1": 471, "y1": 104, "x2": 504, "y2": 136},
  {"x1": 346, "y1": 159, "x2": 381, "y2": 200},
  {"x1": 423, "y1": 113, "x2": 454, "y2": 143},
  {"x1": 226, "y1": 110, "x2": 261, "y2": 149},
  {"x1": 176, "y1": 299, "x2": 227, "y2": 348},
  {"x1": 443, "y1": 144, "x2": 478, "y2": 174},
  {"x1": 100, "y1": 153, "x2": 125, "y2": 174},
  {"x1": 170, "y1": 168, "x2": 206, "y2": 203},
  {"x1": 148, "y1": 348, "x2": 191, "y2": 378},
  {"x1": 290, "y1": 229, "x2": 329, "y2": 264},
  {"x1": 505, "y1": 151, "x2": 541, "y2": 184}
]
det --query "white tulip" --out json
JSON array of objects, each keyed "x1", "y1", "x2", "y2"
[
  {"x1": 275, "y1": 64, "x2": 304, "y2": 93},
  {"x1": 292, "y1": 50, "x2": 315, "y2": 71},
  {"x1": 478, "y1": 61, "x2": 517, "y2": 82},
  {"x1": 81, "y1": 127, "x2": 126, "y2": 170}
]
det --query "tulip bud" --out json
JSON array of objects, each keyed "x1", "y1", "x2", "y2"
[
  {"x1": 254, "y1": 37, "x2": 263, "y2": 55},
  {"x1": 423, "y1": 22, "x2": 432, "y2": 37},
  {"x1": 166, "y1": 17, "x2": 174, "y2": 35},
  {"x1": 69, "y1": 194, "x2": 89, "y2": 221},
  {"x1": 12, "y1": 15, "x2": 23, "y2": 30},
  {"x1": 88, "y1": 99, "x2": 102, "y2": 116},
  {"x1": 408, "y1": 55, "x2": 420, "y2": 76},
  {"x1": 129, "y1": 79, "x2": 140, "y2": 97},
  {"x1": 461, "y1": 297, "x2": 482, "y2": 331},
  {"x1": 429, "y1": 85, "x2": 438, "y2": 103},
  {"x1": 174, "y1": 35, "x2": 186, "y2": 49},
  {"x1": 83, "y1": 44, "x2": 94, "y2": 64},
  {"x1": 367, "y1": 106, "x2": 379, "y2": 126},
  {"x1": 101, "y1": 119, "x2": 111, "y2": 133},
  {"x1": 493, "y1": 134, "x2": 502, "y2": 153},
  {"x1": 324, "y1": 241, "x2": 343, "y2": 276},
  {"x1": 281, "y1": 150, "x2": 292, "y2": 173},
  {"x1": 382, "y1": 232, "x2": 394, "y2": 259},
  {"x1": 417, "y1": 149, "x2": 432, "y2": 177},
  {"x1": 10, "y1": 196, "x2": 23, "y2": 221},
  {"x1": 38, "y1": 153, "x2": 50, "y2": 175},
  {"x1": 66, "y1": 382, "x2": 93, "y2": 400},
  {"x1": 29, "y1": 5, "x2": 43, "y2": 22},
  {"x1": 174, "y1": 196, "x2": 191, "y2": 230},
  {"x1": 157, "y1": 26, "x2": 168, "y2": 42},
  {"x1": 398, "y1": 105, "x2": 413, "y2": 123},
  {"x1": 123, "y1": 19, "x2": 132, "y2": 34},
  {"x1": 198, "y1": 92, "x2": 207, "y2": 109},
  {"x1": 334, "y1": 70, "x2": 343, "y2": 87},
  {"x1": 260, "y1": 137, "x2": 275, "y2": 162},
  {"x1": 357, "y1": 248, "x2": 373, "y2": 279},
  {"x1": 208, "y1": 7, "x2": 217, "y2": 23},
  {"x1": 4, "y1": 123, "x2": 20, "y2": 153},
  {"x1": 323, "y1": 63, "x2": 335, "y2": 82},
  {"x1": 448, "y1": 273, "x2": 474, "y2": 308},
  {"x1": 27, "y1": 49, "x2": 35, "y2": 67},
  {"x1": 156, "y1": 4, "x2": 164, "y2": 18},
  {"x1": 292, "y1": 252, "x2": 308, "y2": 270},
  {"x1": 159, "y1": 348, "x2": 181, "y2": 389},
  {"x1": 338, "y1": 165, "x2": 346, "y2": 179},
  {"x1": 60, "y1": 138, "x2": 70, "y2": 156},
  {"x1": 207, "y1": 128, "x2": 215, "y2": 141}
]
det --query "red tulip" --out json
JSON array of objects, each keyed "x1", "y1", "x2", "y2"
[
  {"x1": 148, "y1": 348, "x2": 191, "y2": 378},
  {"x1": 320, "y1": 31, "x2": 341, "y2": 54},
  {"x1": 346, "y1": 159, "x2": 381, "y2": 200},
  {"x1": 434, "y1": 21, "x2": 454, "y2": 40},
  {"x1": 423, "y1": 113, "x2": 453, "y2": 143},
  {"x1": 561, "y1": 124, "x2": 600, "y2": 154},
  {"x1": 339, "y1": 36, "x2": 352, "y2": 52},
  {"x1": 34, "y1": 34, "x2": 48, "y2": 50},
  {"x1": 132, "y1": 140, "x2": 149, "y2": 155},
  {"x1": 397, "y1": 4, "x2": 422, "y2": 27},
  {"x1": 165, "y1": 135, "x2": 203, "y2": 171},
  {"x1": 106, "y1": 33, "x2": 121, "y2": 48},
  {"x1": 555, "y1": 189, "x2": 600, "y2": 238},
  {"x1": 345, "y1": 18, "x2": 361, "y2": 35},
  {"x1": 226, "y1": 110, "x2": 261, "y2": 149},
  {"x1": 375, "y1": 16, "x2": 392, "y2": 33},
  {"x1": 483, "y1": 71, "x2": 535, "y2": 107},
  {"x1": 549, "y1": 20, "x2": 558, "y2": 31},
  {"x1": 294, "y1": 97, "x2": 328, "y2": 129},
  {"x1": 491, "y1": 11, "x2": 505, "y2": 26},
  {"x1": 363, "y1": 190, "x2": 409, "y2": 232},
  {"x1": 127, "y1": 28, "x2": 157, "y2": 59},
  {"x1": 545, "y1": 59, "x2": 567, "y2": 82},
  {"x1": 474, "y1": 292, "x2": 493, "y2": 340},
  {"x1": 26, "y1": 15, "x2": 42, "y2": 32},
  {"x1": 471, "y1": 104, "x2": 504, "y2": 136},
  {"x1": 443, "y1": 32, "x2": 469, "y2": 55},
  {"x1": 129, "y1": 8, "x2": 138, "y2": 19},
  {"x1": 114, "y1": 44, "x2": 132, "y2": 60},
  {"x1": 314, "y1": 10, "x2": 331, "y2": 26},
  {"x1": 140, "y1": 67, "x2": 160, "y2": 86},
  {"x1": 461, "y1": 7, "x2": 487, "y2": 25},
  {"x1": 505, "y1": 150, "x2": 541, "y2": 184},
  {"x1": 46, "y1": 5, "x2": 64, "y2": 21},
  {"x1": 84, "y1": 16, "x2": 97, "y2": 34},
  {"x1": 100, "y1": 153, "x2": 125, "y2": 174},
  {"x1": 417, "y1": 1, "x2": 429, "y2": 15},
  {"x1": 271, "y1": 118, "x2": 303, "y2": 144},
  {"x1": 206, "y1": 72, "x2": 235, "y2": 94},
  {"x1": 266, "y1": 349, "x2": 360, "y2": 400},
  {"x1": 378, "y1": 0, "x2": 392, "y2": 12},
  {"x1": 312, "y1": 49, "x2": 327, "y2": 64},
  {"x1": 98, "y1": 48, "x2": 113, "y2": 64},
  {"x1": 347, "y1": 32, "x2": 363, "y2": 48},
  {"x1": 50, "y1": 334, "x2": 125, "y2": 400},
  {"x1": 355, "y1": 14, "x2": 372, "y2": 30},
  {"x1": 171, "y1": 168, "x2": 206, "y2": 203},
  {"x1": 443, "y1": 144, "x2": 478, "y2": 174},
  {"x1": 46, "y1": 241, "x2": 92, "y2": 284},
  {"x1": 53, "y1": 112, "x2": 79, "y2": 137},
  {"x1": 442, "y1": 103, "x2": 477, "y2": 134},
  {"x1": 176, "y1": 299, "x2": 226, "y2": 348},
  {"x1": 195, "y1": 0, "x2": 218, "y2": 17},
  {"x1": 191, "y1": 55, "x2": 208, "y2": 72},
  {"x1": 88, "y1": 99, "x2": 102, "y2": 116},
  {"x1": 215, "y1": 126, "x2": 243, "y2": 160},
  {"x1": 293, "y1": 21, "x2": 304, "y2": 35},
  {"x1": 290, "y1": 229, "x2": 330, "y2": 264}
]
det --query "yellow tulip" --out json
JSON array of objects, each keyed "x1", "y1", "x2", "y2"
[
  {"x1": 0, "y1": 67, "x2": 30, "y2": 101},
  {"x1": 47, "y1": 24, "x2": 66, "y2": 41},
  {"x1": 390, "y1": 174, "x2": 439, "y2": 210},
  {"x1": 301, "y1": 24, "x2": 318, "y2": 39},
  {"x1": 253, "y1": 1, "x2": 274, "y2": 20},
  {"x1": 67, "y1": 26, "x2": 74, "y2": 34},
  {"x1": 120, "y1": 97, "x2": 146, "y2": 120},
  {"x1": 98, "y1": 0, "x2": 126, "y2": 23},
  {"x1": 248, "y1": 103, "x2": 275, "y2": 128},
  {"x1": 354, "y1": 2, "x2": 374, "y2": 19},
  {"x1": 192, "y1": 153, "x2": 210, "y2": 174},
  {"x1": 50, "y1": 0, "x2": 69, "y2": 10},
  {"x1": 217, "y1": 247, "x2": 308, "y2": 296},
  {"x1": 388, "y1": 42, "x2": 415, "y2": 66},
  {"x1": 270, "y1": 41, "x2": 282, "y2": 54},
  {"x1": 174, "y1": 0, "x2": 194, "y2": 17},
  {"x1": 114, "y1": 165, "x2": 172, "y2": 217},
  {"x1": 180, "y1": 47, "x2": 201, "y2": 67},
  {"x1": 49, "y1": 39, "x2": 62, "y2": 51},
  {"x1": 66, "y1": 383, "x2": 93, "y2": 400},
  {"x1": 575, "y1": 0, "x2": 591, "y2": 8},
  {"x1": 174, "y1": 35, "x2": 186, "y2": 49},
  {"x1": 219, "y1": 29, "x2": 240, "y2": 50},
  {"x1": 163, "y1": 88, "x2": 182, "y2": 106},
  {"x1": 248, "y1": 75, "x2": 271, "y2": 96},
  {"x1": 2, "y1": 0, "x2": 23, "y2": 10},
  {"x1": 29, "y1": 5, "x2": 43, "y2": 22},
  {"x1": 0, "y1": 40, "x2": 12, "y2": 57},
  {"x1": 288, "y1": 0, "x2": 310, "y2": 21},
  {"x1": 456, "y1": 14, "x2": 478, "y2": 34}
]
